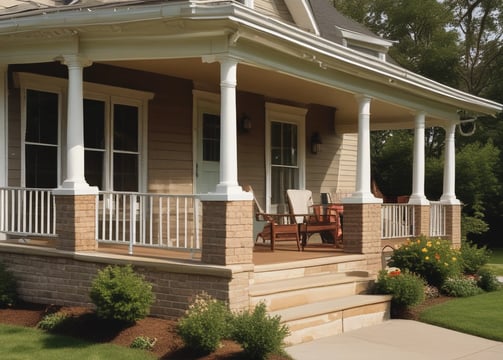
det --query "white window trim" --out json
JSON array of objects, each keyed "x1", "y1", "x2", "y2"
[
  {"x1": 15, "y1": 72, "x2": 153, "y2": 192},
  {"x1": 265, "y1": 102, "x2": 306, "y2": 212}
]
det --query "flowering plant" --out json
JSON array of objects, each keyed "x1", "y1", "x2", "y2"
[
  {"x1": 389, "y1": 236, "x2": 462, "y2": 287},
  {"x1": 374, "y1": 269, "x2": 425, "y2": 308}
]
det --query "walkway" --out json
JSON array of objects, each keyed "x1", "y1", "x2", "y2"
[{"x1": 286, "y1": 320, "x2": 503, "y2": 360}]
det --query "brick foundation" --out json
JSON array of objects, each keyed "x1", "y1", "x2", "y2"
[
  {"x1": 445, "y1": 204, "x2": 462, "y2": 249},
  {"x1": 414, "y1": 205, "x2": 430, "y2": 237},
  {"x1": 0, "y1": 245, "x2": 252, "y2": 318}
]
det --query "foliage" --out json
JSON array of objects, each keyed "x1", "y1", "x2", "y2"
[
  {"x1": 176, "y1": 292, "x2": 232, "y2": 355},
  {"x1": 374, "y1": 269, "x2": 425, "y2": 308},
  {"x1": 89, "y1": 265, "x2": 155, "y2": 324},
  {"x1": 389, "y1": 236, "x2": 462, "y2": 287},
  {"x1": 460, "y1": 241, "x2": 491, "y2": 274},
  {"x1": 476, "y1": 268, "x2": 501, "y2": 292},
  {"x1": 231, "y1": 302, "x2": 290, "y2": 360},
  {"x1": 37, "y1": 313, "x2": 69, "y2": 332},
  {"x1": 0, "y1": 262, "x2": 18, "y2": 308},
  {"x1": 130, "y1": 336, "x2": 157, "y2": 351},
  {"x1": 441, "y1": 277, "x2": 483, "y2": 297}
]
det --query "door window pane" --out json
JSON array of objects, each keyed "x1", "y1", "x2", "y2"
[{"x1": 202, "y1": 113, "x2": 220, "y2": 162}]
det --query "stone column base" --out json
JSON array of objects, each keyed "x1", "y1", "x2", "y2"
[
  {"x1": 343, "y1": 203, "x2": 381, "y2": 255},
  {"x1": 445, "y1": 204, "x2": 462, "y2": 249},
  {"x1": 54, "y1": 195, "x2": 97, "y2": 252},
  {"x1": 414, "y1": 205, "x2": 430, "y2": 237}
]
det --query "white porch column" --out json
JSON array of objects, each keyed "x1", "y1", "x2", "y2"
[
  {"x1": 409, "y1": 111, "x2": 429, "y2": 205},
  {"x1": 54, "y1": 55, "x2": 97, "y2": 195},
  {"x1": 441, "y1": 121, "x2": 460, "y2": 204},
  {"x1": 0, "y1": 64, "x2": 7, "y2": 188},
  {"x1": 211, "y1": 57, "x2": 250, "y2": 200},
  {"x1": 345, "y1": 95, "x2": 381, "y2": 204}
]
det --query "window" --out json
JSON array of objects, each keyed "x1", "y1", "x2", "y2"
[
  {"x1": 18, "y1": 72, "x2": 152, "y2": 191},
  {"x1": 266, "y1": 103, "x2": 306, "y2": 212},
  {"x1": 24, "y1": 89, "x2": 59, "y2": 188}
]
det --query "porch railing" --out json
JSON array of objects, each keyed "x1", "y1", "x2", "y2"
[
  {"x1": 429, "y1": 201, "x2": 446, "y2": 237},
  {"x1": 96, "y1": 192, "x2": 202, "y2": 255},
  {"x1": 0, "y1": 187, "x2": 56, "y2": 237},
  {"x1": 381, "y1": 204, "x2": 415, "y2": 239}
]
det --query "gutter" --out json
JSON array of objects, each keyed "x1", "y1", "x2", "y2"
[{"x1": 1, "y1": 0, "x2": 501, "y2": 115}]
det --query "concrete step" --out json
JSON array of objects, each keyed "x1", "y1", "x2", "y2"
[
  {"x1": 272, "y1": 294, "x2": 392, "y2": 345},
  {"x1": 253, "y1": 254, "x2": 368, "y2": 284},
  {"x1": 250, "y1": 271, "x2": 374, "y2": 311}
]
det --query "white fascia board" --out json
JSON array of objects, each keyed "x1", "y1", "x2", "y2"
[
  {"x1": 284, "y1": 0, "x2": 320, "y2": 35},
  {"x1": 337, "y1": 27, "x2": 393, "y2": 48},
  {"x1": 1, "y1": 1, "x2": 501, "y2": 116}
]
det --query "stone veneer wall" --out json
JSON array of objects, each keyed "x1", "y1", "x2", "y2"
[{"x1": 0, "y1": 244, "x2": 252, "y2": 319}]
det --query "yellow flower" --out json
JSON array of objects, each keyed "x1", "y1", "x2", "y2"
[
  {"x1": 452, "y1": 257, "x2": 457, "y2": 261},
  {"x1": 444, "y1": 263, "x2": 449, "y2": 267},
  {"x1": 427, "y1": 241, "x2": 432, "y2": 247},
  {"x1": 425, "y1": 256, "x2": 430, "y2": 260},
  {"x1": 436, "y1": 241, "x2": 440, "y2": 245},
  {"x1": 421, "y1": 247, "x2": 428, "y2": 253},
  {"x1": 417, "y1": 239, "x2": 421, "y2": 244}
]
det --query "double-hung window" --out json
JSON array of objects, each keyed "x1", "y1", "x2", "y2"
[{"x1": 18, "y1": 73, "x2": 152, "y2": 192}]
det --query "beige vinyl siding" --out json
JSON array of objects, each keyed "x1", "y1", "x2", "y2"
[
  {"x1": 254, "y1": 0, "x2": 294, "y2": 24},
  {"x1": 335, "y1": 133, "x2": 357, "y2": 194}
]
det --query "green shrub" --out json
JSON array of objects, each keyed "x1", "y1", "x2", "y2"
[
  {"x1": 231, "y1": 303, "x2": 290, "y2": 360},
  {"x1": 390, "y1": 236, "x2": 462, "y2": 287},
  {"x1": 176, "y1": 292, "x2": 232, "y2": 355},
  {"x1": 460, "y1": 241, "x2": 491, "y2": 274},
  {"x1": 477, "y1": 268, "x2": 501, "y2": 292},
  {"x1": 37, "y1": 312, "x2": 69, "y2": 331},
  {"x1": 374, "y1": 269, "x2": 426, "y2": 307},
  {"x1": 89, "y1": 264, "x2": 155, "y2": 323},
  {"x1": 0, "y1": 262, "x2": 18, "y2": 308},
  {"x1": 441, "y1": 277, "x2": 483, "y2": 297},
  {"x1": 130, "y1": 336, "x2": 157, "y2": 351}
]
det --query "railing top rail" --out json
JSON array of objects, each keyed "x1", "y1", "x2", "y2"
[
  {"x1": 0, "y1": 186, "x2": 55, "y2": 192},
  {"x1": 98, "y1": 191, "x2": 200, "y2": 199}
]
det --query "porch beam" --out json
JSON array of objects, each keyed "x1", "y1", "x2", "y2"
[
  {"x1": 440, "y1": 121, "x2": 460, "y2": 204},
  {"x1": 53, "y1": 55, "x2": 97, "y2": 195},
  {"x1": 409, "y1": 111, "x2": 429, "y2": 205},
  {"x1": 345, "y1": 95, "x2": 381, "y2": 204}
]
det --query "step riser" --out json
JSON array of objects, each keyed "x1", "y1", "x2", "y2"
[
  {"x1": 251, "y1": 280, "x2": 372, "y2": 311},
  {"x1": 284, "y1": 302, "x2": 390, "y2": 345},
  {"x1": 253, "y1": 259, "x2": 368, "y2": 284}
]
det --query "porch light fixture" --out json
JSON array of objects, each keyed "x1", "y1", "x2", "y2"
[
  {"x1": 239, "y1": 113, "x2": 252, "y2": 133},
  {"x1": 310, "y1": 132, "x2": 322, "y2": 154}
]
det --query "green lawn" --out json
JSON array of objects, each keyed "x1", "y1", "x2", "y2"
[
  {"x1": 0, "y1": 324, "x2": 156, "y2": 360},
  {"x1": 487, "y1": 248, "x2": 503, "y2": 276},
  {"x1": 419, "y1": 290, "x2": 503, "y2": 342}
]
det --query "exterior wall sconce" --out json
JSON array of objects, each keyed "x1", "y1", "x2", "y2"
[
  {"x1": 239, "y1": 113, "x2": 252, "y2": 133},
  {"x1": 311, "y1": 132, "x2": 322, "y2": 154}
]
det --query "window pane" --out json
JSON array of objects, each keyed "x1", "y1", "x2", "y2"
[
  {"x1": 85, "y1": 150, "x2": 105, "y2": 190},
  {"x1": 84, "y1": 99, "x2": 105, "y2": 149},
  {"x1": 270, "y1": 122, "x2": 298, "y2": 166},
  {"x1": 25, "y1": 144, "x2": 57, "y2": 188},
  {"x1": 114, "y1": 104, "x2": 138, "y2": 152},
  {"x1": 271, "y1": 167, "x2": 299, "y2": 205},
  {"x1": 113, "y1": 153, "x2": 138, "y2": 191},
  {"x1": 26, "y1": 89, "x2": 58, "y2": 144},
  {"x1": 202, "y1": 113, "x2": 220, "y2": 162}
]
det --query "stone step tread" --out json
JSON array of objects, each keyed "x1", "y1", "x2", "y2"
[
  {"x1": 250, "y1": 272, "x2": 373, "y2": 297},
  {"x1": 271, "y1": 294, "x2": 392, "y2": 323}
]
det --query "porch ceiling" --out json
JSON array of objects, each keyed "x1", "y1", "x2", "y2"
[{"x1": 101, "y1": 58, "x2": 425, "y2": 132}]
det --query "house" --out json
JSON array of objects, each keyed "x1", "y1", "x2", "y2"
[{"x1": 0, "y1": 0, "x2": 501, "y2": 343}]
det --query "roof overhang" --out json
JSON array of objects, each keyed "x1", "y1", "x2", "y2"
[{"x1": 0, "y1": 1, "x2": 501, "y2": 128}]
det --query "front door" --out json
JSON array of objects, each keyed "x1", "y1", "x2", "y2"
[{"x1": 196, "y1": 112, "x2": 220, "y2": 194}]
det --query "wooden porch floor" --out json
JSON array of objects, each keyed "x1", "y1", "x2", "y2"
[{"x1": 97, "y1": 241, "x2": 345, "y2": 266}]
